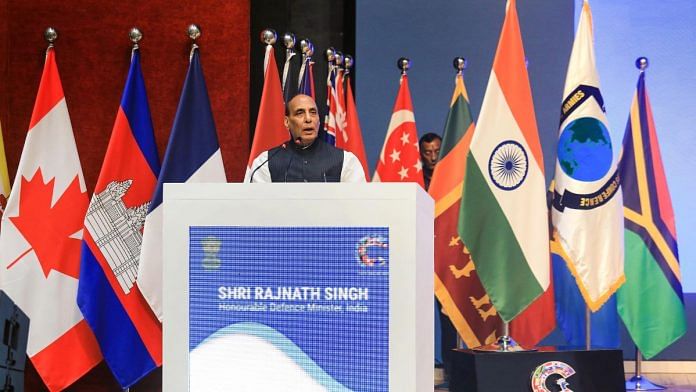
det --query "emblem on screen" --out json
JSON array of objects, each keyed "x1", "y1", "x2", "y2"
[
  {"x1": 531, "y1": 360, "x2": 576, "y2": 392},
  {"x1": 356, "y1": 235, "x2": 388, "y2": 267},
  {"x1": 201, "y1": 236, "x2": 222, "y2": 269}
]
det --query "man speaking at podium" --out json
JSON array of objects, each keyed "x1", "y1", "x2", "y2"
[{"x1": 247, "y1": 94, "x2": 366, "y2": 183}]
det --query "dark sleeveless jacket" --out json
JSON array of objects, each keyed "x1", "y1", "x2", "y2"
[{"x1": 268, "y1": 138, "x2": 344, "y2": 182}]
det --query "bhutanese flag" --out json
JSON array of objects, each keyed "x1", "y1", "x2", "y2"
[
  {"x1": 432, "y1": 74, "x2": 501, "y2": 347},
  {"x1": 617, "y1": 69, "x2": 686, "y2": 359},
  {"x1": 458, "y1": 0, "x2": 549, "y2": 323}
]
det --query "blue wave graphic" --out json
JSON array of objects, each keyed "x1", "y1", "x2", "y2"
[{"x1": 198, "y1": 321, "x2": 352, "y2": 392}]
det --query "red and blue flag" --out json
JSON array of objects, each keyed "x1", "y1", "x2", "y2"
[
  {"x1": 298, "y1": 57, "x2": 315, "y2": 99},
  {"x1": 77, "y1": 49, "x2": 162, "y2": 387}
]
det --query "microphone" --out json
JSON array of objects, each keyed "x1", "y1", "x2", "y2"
[{"x1": 248, "y1": 142, "x2": 287, "y2": 183}]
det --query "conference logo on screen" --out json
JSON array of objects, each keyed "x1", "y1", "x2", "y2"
[{"x1": 357, "y1": 235, "x2": 388, "y2": 269}]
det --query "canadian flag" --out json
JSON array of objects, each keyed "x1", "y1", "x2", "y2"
[
  {"x1": 373, "y1": 74, "x2": 424, "y2": 186},
  {"x1": 0, "y1": 48, "x2": 101, "y2": 391}
]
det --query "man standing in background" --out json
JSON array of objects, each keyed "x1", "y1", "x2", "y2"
[{"x1": 419, "y1": 133, "x2": 442, "y2": 191}]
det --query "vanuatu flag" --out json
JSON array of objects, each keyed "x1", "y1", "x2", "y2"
[{"x1": 617, "y1": 69, "x2": 686, "y2": 359}]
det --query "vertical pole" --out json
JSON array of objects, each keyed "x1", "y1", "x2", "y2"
[
  {"x1": 585, "y1": 305, "x2": 591, "y2": 350},
  {"x1": 501, "y1": 322, "x2": 510, "y2": 351},
  {"x1": 625, "y1": 347, "x2": 665, "y2": 390}
]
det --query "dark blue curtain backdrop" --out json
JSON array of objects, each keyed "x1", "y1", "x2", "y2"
[
  {"x1": 356, "y1": 0, "x2": 696, "y2": 362},
  {"x1": 356, "y1": 0, "x2": 572, "y2": 179}
]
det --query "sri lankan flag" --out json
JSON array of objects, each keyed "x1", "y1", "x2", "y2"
[
  {"x1": 432, "y1": 74, "x2": 501, "y2": 348},
  {"x1": 617, "y1": 70, "x2": 686, "y2": 359}
]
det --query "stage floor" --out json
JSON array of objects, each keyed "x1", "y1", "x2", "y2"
[{"x1": 434, "y1": 368, "x2": 696, "y2": 391}]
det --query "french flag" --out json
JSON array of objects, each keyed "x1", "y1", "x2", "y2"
[
  {"x1": 137, "y1": 47, "x2": 227, "y2": 321},
  {"x1": 77, "y1": 49, "x2": 162, "y2": 387}
]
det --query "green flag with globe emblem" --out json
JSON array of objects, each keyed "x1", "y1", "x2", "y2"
[{"x1": 551, "y1": 0, "x2": 624, "y2": 312}]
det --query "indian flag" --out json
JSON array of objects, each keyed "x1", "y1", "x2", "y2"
[{"x1": 458, "y1": 0, "x2": 549, "y2": 323}]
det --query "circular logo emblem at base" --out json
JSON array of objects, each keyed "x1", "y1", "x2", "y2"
[
  {"x1": 488, "y1": 140, "x2": 529, "y2": 191},
  {"x1": 531, "y1": 360, "x2": 576, "y2": 392}
]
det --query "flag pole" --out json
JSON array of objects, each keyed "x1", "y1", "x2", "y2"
[
  {"x1": 343, "y1": 54, "x2": 353, "y2": 102},
  {"x1": 453, "y1": 56, "x2": 468, "y2": 351},
  {"x1": 585, "y1": 305, "x2": 591, "y2": 350},
  {"x1": 473, "y1": 321, "x2": 529, "y2": 352},
  {"x1": 624, "y1": 56, "x2": 665, "y2": 392},
  {"x1": 324, "y1": 47, "x2": 336, "y2": 128},
  {"x1": 298, "y1": 38, "x2": 313, "y2": 89},
  {"x1": 626, "y1": 347, "x2": 665, "y2": 391},
  {"x1": 281, "y1": 32, "x2": 296, "y2": 93}
]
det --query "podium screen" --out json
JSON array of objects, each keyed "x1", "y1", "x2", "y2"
[{"x1": 188, "y1": 226, "x2": 390, "y2": 392}]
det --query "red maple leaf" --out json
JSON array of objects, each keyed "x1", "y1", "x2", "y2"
[{"x1": 8, "y1": 168, "x2": 88, "y2": 278}]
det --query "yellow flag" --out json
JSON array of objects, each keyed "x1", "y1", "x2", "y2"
[{"x1": 0, "y1": 121, "x2": 10, "y2": 216}]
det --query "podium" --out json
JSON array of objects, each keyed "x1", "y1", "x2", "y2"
[{"x1": 162, "y1": 183, "x2": 433, "y2": 392}]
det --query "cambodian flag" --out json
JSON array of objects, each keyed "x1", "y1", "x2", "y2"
[{"x1": 77, "y1": 49, "x2": 162, "y2": 388}]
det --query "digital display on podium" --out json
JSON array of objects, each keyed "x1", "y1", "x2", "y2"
[{"x1": 188, "y1": 226, "x2": 390, "y2": 392}]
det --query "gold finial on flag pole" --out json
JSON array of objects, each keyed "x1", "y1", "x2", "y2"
[
  {"x1": 188, "y1": 24, "x2": 201, "y2": 61},
  {"x1": 44, "y1": 27, "x2": 57, "y2": 52},
  {"x1": 397, "y1": 57, "x2": 411, "y2": 75},
  {"x1": 281, "y1": 32, "x2": 296, "y2": 92},
  {"x1": 453, "y1": 57, "x2": 467, "y2": 75},
  {"x1": 298, "y1": 38, "x2": 314, "y2": 90},
  {"x1": 344, "y1": 55, "x2": 353, "y2": 75},
  {"x1": 635, "y1": 56, "x2": 649, "y2": 72},
  {"x1": 325, "y1": 47, "x2": 336, "y2": 65},
  {"x1": 129, "y1": 27, "x2": 142, "y2": 55}
]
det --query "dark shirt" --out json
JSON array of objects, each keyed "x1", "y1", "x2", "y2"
[
  {"x1": 268, "y1": 138, "x2": 345, "y2": 182},
  {"x1": 423, "y1": 166, "x2": 434, "y2": 191}
]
